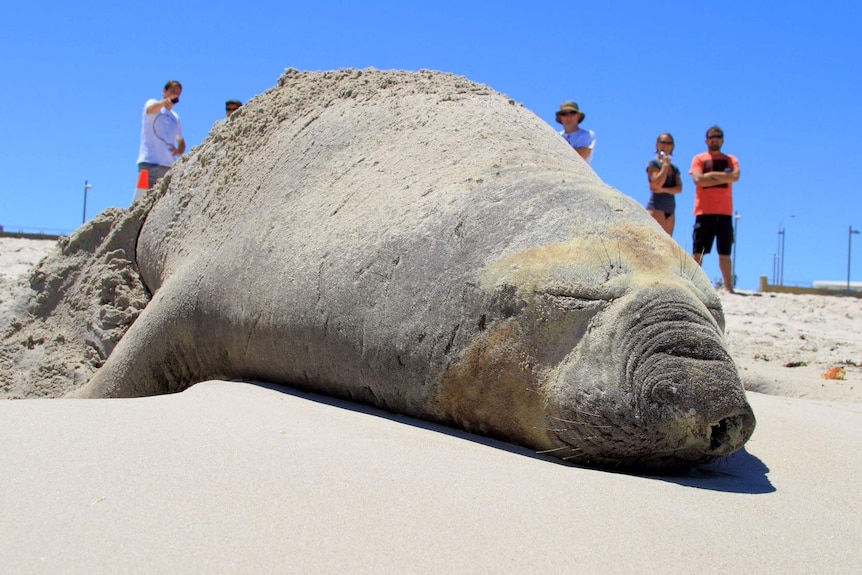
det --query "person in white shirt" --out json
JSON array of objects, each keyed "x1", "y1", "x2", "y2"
[
  {"x1": 555, "y1": 101, "x2": 596, "y2": 163},
  {"x1": 137, "y1": 80, "x2": 186, "y2": 191}
]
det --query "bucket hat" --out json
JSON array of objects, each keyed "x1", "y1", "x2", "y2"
[{"x1": 555, "y1": 101, "x2": 585, "y2": 124}]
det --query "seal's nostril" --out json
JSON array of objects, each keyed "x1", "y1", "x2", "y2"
[
  {"x1": 709, "y1": 417, "x2": 731, "y2": 451},
  {"x1": 708, "y1": 414, "x2": 752, "y2": 453}
]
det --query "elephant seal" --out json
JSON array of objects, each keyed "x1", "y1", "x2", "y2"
[{"x1": 74, "y1": 68, "x2": 755, "y2": 472}]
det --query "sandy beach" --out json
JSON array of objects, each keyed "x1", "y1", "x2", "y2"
[{"x1": 2, "y1": 237, "x2": 861, "y2": 574}]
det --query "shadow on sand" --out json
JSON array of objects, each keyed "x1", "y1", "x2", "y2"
[{"x1": 247, "y1": 381, "x2": 773, "y2": 495}]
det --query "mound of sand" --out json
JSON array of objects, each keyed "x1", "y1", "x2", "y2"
[{"x1": 0, "y1": 205, "x2": 152, "y2": 398}]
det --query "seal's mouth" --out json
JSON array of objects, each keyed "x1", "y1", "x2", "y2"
[
  {"x1": 547, "y1": 407, "x2": 754, "y2": 474},
  {"x1": 709, "y1": 413, "x2": 749, "y2": 453},
  {"x1": 615, "y1": 409, "x2": 755, "y2": 474}
]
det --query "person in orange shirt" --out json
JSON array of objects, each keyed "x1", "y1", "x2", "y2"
[{"x1": 689, "y1": 126, "x2": 740, "y2": 293}]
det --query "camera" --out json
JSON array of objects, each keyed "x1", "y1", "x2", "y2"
[{"x1": 170, "y1": 97, "x2": 179, "y2": 104}]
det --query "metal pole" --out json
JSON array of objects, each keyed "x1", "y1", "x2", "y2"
[
  {"x1": 82, "y1": 180, "x2": 93, "y2": 224},
  {"x1": 732, "y1": 211, "x2": 740, "y2": 289},
  {"x1": 780, "y1": 228, "x2": 786, "y2": 286},
  {"x1": 776, "y1": 215, "x2": 795, "y2": 287},
  {"x1": 850, "y1": 226, "x2": 860, "y2": 295},
  {"x1": 776, "y1": 228, "x2": 782, "y2": 284},
  {"x1": 772, "y1": 254, "x2": 778, "y2": 285}
]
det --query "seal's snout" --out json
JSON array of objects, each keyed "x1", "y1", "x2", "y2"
[
  {"x1": 607, "y1": 293, "x2": 757, "y2": 469},
  {"x1": 707, "y1": 410, "x2": 756, "y2": 456},
  {"x1": 639, "y1": 352, "x2": 756, "y2": 463}
]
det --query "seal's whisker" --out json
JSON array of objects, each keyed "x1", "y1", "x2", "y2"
[
  {"x1": 611, "y1": 456, "x2": 640, "y2": 471},
  {"x1": 562, "y1": 450, "x2": 586, "y2": 461},
  {"x1": 591, "y1": 240, "x2": 613, "y2": 276},
  {"x1": 548, "y1": 419, "x2": 614, "y2": 429},
  {"x1": 550, "y1": 408, "x2": 605, "y2": 420},
  {"x1": 601, "y1": 239, "x2": 616, "y2": 275},
  {"x1": 687, "y1": 247, "x2": 706, "y2": 280},
  {"x1": 687, "y1": 254, "x2": 700, "y2": 281},
  {"x1": 535, "y1": 446, "x2": 570, "y2": 454},
  {"x1": 675, "y1": 244, "x2": 698, "y2": 282},
  {"x1": 676, "y1": 245, "x2": 689, "y2": 278},
  {"x1": 616, "y1": 238, "x2": 624, "y2": 273}
]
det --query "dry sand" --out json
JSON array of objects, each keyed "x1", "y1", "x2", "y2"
[
  {"x1": 0, "y1": 238, "x2": 57, "y2": 330},
  {"x1": 1, "y1": 237, "x2": 861, "y2": 573},
  {"x1": 721, "y1": 289, "x2": 862, "y2": 403}
]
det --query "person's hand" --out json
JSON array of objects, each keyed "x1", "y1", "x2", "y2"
[
  {"x1": 163, "y1": 98, "x2": 174, "y2": 110},
  {"x1": 169, "y1": 145, "x2": 181, "y2": 157}
]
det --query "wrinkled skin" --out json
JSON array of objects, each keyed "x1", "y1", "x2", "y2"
[
  {"x1": 434, "y1": 223, "x2": 754, "y2": 472},
  {"x1": 72, "y1": 69, "x2": 754, "y2": 473}
]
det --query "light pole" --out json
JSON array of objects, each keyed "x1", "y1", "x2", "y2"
[
  {"x1": 732, "y1": 211, "x2": 740, "y2": 289},
  {"x1": 777, "y1": 215, "x2": 795, "y2": 286},
  {"x1": 772, "y1": 254, "x2": 778, "y2": 285},
  {"x1": 82, "y1": 180, "x2": 93, "y2": 224},
  {"x1": 776, "y1": 229, "x2": 785, "y2": 285},
  {"x1": 780, "y1": 229, "x2": 786, "y2": 285},
  {"x1": 849, "y1": 226, "x2": 860, "y2": 295}
]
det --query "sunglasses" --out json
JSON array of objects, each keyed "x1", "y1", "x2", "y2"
[
  {"x1": 657, "y1": 140, "x2": 673, "y2": 144},
  {"x1": 558, "y1": 111, "x2": 579, "y2": 116},
  {"x1": 707, "y1": 135, "x2": 723, "y2": 139},
  {"x1": 226, "y1": 107, "x2": 239, "y2": 112}
]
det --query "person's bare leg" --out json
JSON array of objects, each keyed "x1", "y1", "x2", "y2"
[
  {"x1": 692, "y1": 252, "x2": 704, "y2": 265},
  {"x1": 664, "y1": 214, "x2": 675, "y2": 236},
  {"x1": 719, "y1": 255, "x2": 733, "y2": 292},
  {"x1": 648, "y1": 210, "x2": 667, "y2": 232}
]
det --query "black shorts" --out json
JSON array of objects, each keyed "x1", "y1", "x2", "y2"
[{"x1": 693, "y1": 215, "x2": 734, "y2": 256}]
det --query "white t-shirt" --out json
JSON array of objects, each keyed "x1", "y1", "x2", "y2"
[
  {"x1": 560, "y1": 128, "x2": 596, "y2": 162},
  {"x1": 137, "y1": 99, "x2": 184, "y2": 167}
]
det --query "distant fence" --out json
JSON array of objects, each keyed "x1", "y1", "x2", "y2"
[
  {"x1": 759, "y1": 276, "x2": 862, "y2": 298},
  {"x1": 0, "y1": 226, "x2": 70, "y2": 241}
]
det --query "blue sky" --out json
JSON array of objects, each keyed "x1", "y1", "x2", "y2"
[{"x1": 2, "y1": 1, "x2": 861, "y2": 290}]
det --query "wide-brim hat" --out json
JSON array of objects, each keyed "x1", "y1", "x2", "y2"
[{"x1": 555, "y1": 101, "x2": 585, "y2": 124}]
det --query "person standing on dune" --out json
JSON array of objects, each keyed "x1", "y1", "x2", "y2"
[
  {"x1": 689, "y1": 125, "x2": 740, "y2": 293},
  {"x1": 137, "y1": 80, "x2": 186, "y2": 192}
]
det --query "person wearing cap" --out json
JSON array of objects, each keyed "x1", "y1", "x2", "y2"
[
  {"x1": 225, "y1": 99, "x2": 242, "y2": 117},
  {"x1": 689, "y1": 125, "x2": 740, "y2": 293},
  {"x1": 555, "y1": 101, "x2": 596, "y2": 163}
]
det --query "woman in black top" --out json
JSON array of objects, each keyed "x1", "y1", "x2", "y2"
[{"x1": 645, "y1": 133, "x2": 682, "y2": 235}]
